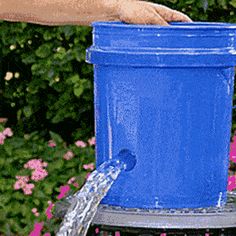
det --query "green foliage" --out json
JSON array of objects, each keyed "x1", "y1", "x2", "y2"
[
  {"x1": 1, "y1": 1, "x2": 236, "y2": 140},
  {"x1": 1, "y1": 1, "x2": 236, "y2": 234},
  {"x1": 0, "y1": 22, "x2": 93, "y2": 142},
  {"x1": 1, "y1": 1, "x2": 236, "y2": 142},
  {"x1": 0, "y1": 125, "x2": 95, "y2": 235},
  {"x1": 153, "y1": 0, "x2": 236, "y2": 22}
]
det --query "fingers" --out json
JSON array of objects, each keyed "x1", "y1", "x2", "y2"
[
  {"x1": 166, "y1": 9, "x2": 192, "y2": 22},
  {"x1": 120, "y1": 13, "x2": 168, "y2": 26},
  {"x1": 152, "y1": 4, "x2": 192, "y2": 23},
  {"x1": 118, "y1": 0, "x2": 191, "y2": 26},
  {"x1": 118, "y1": 1, "x2": 169, "y2": 26},
  {"x1": 141, "y1": 7, "x2": 169, "y2": 25},
  {"x1": 147, "y1": 12, "x2": 169, "y2": 26}
]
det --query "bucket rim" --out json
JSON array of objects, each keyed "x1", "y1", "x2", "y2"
[{"x1": 91, "y1": 21, "x2": 236, "y2": 30}]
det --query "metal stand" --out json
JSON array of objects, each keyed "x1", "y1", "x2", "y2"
[{"x1": 91, "y1": 192, "x2": 236, "y2": 236}]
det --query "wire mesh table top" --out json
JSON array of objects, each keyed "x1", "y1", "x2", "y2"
[{"x1": 92, "y1": 192, "x2": 236, "y2": 229}]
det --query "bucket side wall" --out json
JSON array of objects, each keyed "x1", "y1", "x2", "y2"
[{"x1": 94, "y1": 65, "x2": 235, "y2": 209}]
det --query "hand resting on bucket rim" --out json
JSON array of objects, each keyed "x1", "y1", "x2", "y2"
[
  {"x1": 0, "y1": 0, "x2": 192, "y2": 26},
  {"x1": 116, "y1": 0, "x2": 192, "y2": 26}
]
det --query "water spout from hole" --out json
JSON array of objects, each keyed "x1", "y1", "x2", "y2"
[{"x1": 57, "y1": 149, "x2": 136, "y2": 236}]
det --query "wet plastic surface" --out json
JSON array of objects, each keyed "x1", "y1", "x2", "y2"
[{"x1": 86, "y1": 21, "x2": 236, "y2": 209}]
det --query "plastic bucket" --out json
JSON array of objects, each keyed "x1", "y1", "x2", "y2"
[{"x1": 86, "y1": 22, "x2": 236, "y2": 209}]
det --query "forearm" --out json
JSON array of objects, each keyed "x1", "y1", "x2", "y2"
[{"x1": 0, "y1": 0, "x2": 121, "y2": 26}]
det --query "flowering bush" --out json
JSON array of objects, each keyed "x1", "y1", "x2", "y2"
[
  {"x1": 1, "y1": 120, "x2": 236, "y2": 235},
  {"x1": 1, "y1": 0, "x2": 236, "y2": 143},
  {"x1": 0, "y1": 122, "x2": 95, "y2": 235}
]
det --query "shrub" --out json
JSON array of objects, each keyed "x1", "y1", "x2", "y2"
[
  {"x1": 0, "y1": 22, "x2": 93, "y2": 142},
  {"x1": 0, "y1": 122, "x2": 95, "y2": 235},
  {"x1": 1, "y1": 0, "x2": 236, "y2": 140}
]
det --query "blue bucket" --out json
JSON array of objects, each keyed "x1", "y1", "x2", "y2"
[{"x1": 86, "y1": 22, "x2": 236, "y2": 209}]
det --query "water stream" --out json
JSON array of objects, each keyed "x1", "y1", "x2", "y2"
[{"x1": 57, "y1": 159, "x2": 126, "y2": 236}]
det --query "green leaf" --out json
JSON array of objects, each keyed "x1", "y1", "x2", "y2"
[
  {"x1": 8, "y1": 138, "x2": 25, "y2": 148},
  {"x1": 0, "y1": 195, "x2": 10, "y2": 206},
  {"x1": 43, "y1": 31, "x2": 53, "y2": 41},
  {"x1": 0, "y1": 125, "x2": 4, "y2": 132},
  {"x1": 217, "y1": 0, "x2": 228, "y2": 8},
  {"x1": 3, "y1": 142, "x2": 13, "y2": 156},
  {"x1": 68, "y1": 74, "x2": 80, "y2": 84},
  {"x1": 12, "y1": 192, "x2": 23, "y2": 200},
  {"x1": 23, "y1": 106, "x2": 33, "y2": 118},
  {"x1": 230, "y1": 0, "x2": 236, "y2": 7},
  {"x1": 35, "y1": 43, "x2": 52, "y2": 58},
  {"x1": 49, "y1": 131, "x2": 63, "y2": 144},
  {"x1": 73, "y1": 86, "x2": 84, "y2": 98},
  {"x1": 33, "y1": 199, "x2": 40, "y2": 206},
  {"x1": 14, "y1": 148, "x2": 32, "y2": 159},
  {"x1": 31, "y1": 63, "x2": 47, "y2": 75},
  {"x1": 185, "y1": 0, "x2": 195, "y2": 3},
  {"x1": 17, "y1": 109, "x2": 22, "y2": 121},
  {"x1": 44, "y1": 184, "x2": 53, "y2": 195},
  {"x1": 21, "y1": 204, "x2": 30, "y2": 217}
]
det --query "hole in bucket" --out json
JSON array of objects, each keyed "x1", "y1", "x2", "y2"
[{"x1": 116, "y1": 149, "x2": 136, "y2": 172}]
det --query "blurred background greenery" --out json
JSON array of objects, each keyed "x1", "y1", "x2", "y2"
[
  {"x1": 0, "y1": 0, "x2": 236, "y2": 234},
  {"x1": 1, "y1": 0, "x2": 236, "y2": 142},
  {"x1": 0, "y1": 0, "x2": 236, "y2": 142}
]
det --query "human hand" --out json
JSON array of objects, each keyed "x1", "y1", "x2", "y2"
[{"x1": 116, "y1": 0, "x2": 192, "y2": 26}]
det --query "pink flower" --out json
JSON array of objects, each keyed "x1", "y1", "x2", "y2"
[
  {"x1": 67, "y1": 177, "x2": 76, "y2": 184},
  {"x1": 3, "y1": 127, "x2": 13, "y2": 137},
  {"x1": 67, "y1": 177, "x2": 79, "y2": 187},
  {"x1": 85, "y1": 173, "x2": 91, "y2": 180},
  {"x1": 31, "y1": 168, "x2": 48, "y2": 181},
  {"x1": 44, "y1": 233, "x2": 51, "y2": 236},
  {"x1": 16, "y1": 176, "x2": 30, "y2": 182},
  {"x1": 57, "y1": 185, "x2": 70, "y2": 200},
  {"x1": 32, "y1": 208, "x2": 38, "y2": 213},
  {"x1": 228, "y1": 175, "x2": 236, "y2": 191},
  {"x1": 42, "y1": 162, "x2": 48, "y2": 167},
  {"x1": 29, "y1": 222, "x2": 44, "y2": 236},
  {"x1": 14, "y1": 181, "x2": 23, "y2": 190},
  {"x1": 14, "y1": 176, "x2": 29, "y2": 190},
  {"x1": 115, "y1": 232, "x2": 121, "y2": 236},
  {"x1": 205, "y1": 234, "x2": 210, "y2": 236},
  {"x1": 88, "y1": 137, "x2": 96, "y2": 146},
  {"x1": 22, "y1": 183, "x2": 35, "y2": 195},
  {"x1": 24, "y1": 159, "x2": 45, "y2": 170},
  {"x1": 16, "y1": 175, "x2": 29, "y2": 182},
  {"x1": 48, "y1": 140, "x2": 56, "y2": 147},
  {"x1": 230, "y1": 137, "x2": 236, "y2": 163},
  {"x1": 95, "y1": 228, "x2": 99, "y2": 234},
  {"x1": 23, "y1": 189, "x2": 32, "y2": 195},
  {"x1": 45, "y1": 202, "x2": 55, "y2": 220},
  {"x1": 34, "y1": 212, "x2": 40, "y2": 217},
  {"x1": 160, "y1": 234, "x2": 166, "y2": 236},
  {"x1": 73, "y1": 182, "x2": 79, "y2": 188},
  {"x1": 83, "y1": 163, "x2": 95, "y2": 171},
  {"x1": 0, "y1": 132, "x2": 6, "y2": 145},
  {"x1": 75, "y1": 140, "x2": 87, "y2": 148},
  {"x1": 63, "y1": 150, "x2": 74, "y2": 160}
]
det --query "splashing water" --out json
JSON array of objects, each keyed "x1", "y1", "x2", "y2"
[{"x1": 57, "y1": 159, "x2": 125, "y2": 236}]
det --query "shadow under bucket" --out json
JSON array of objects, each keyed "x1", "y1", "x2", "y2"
[{"x1": 86, "y1": 21, "x2": 236, "y2": 209}]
